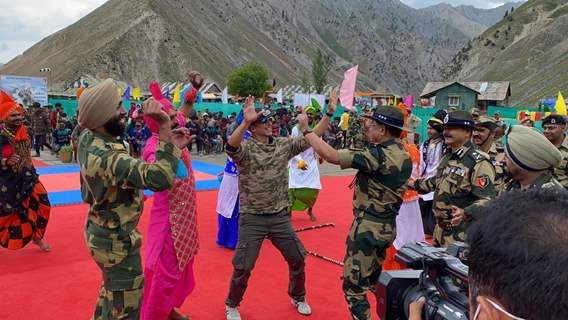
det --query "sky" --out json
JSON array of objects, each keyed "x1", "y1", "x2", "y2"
[
  {"x1": 0, "y1": 0, "x2": 108, "y2": 63},
  {"x1": 0, "y1": 0, "x2": 519, "y2": 63}
]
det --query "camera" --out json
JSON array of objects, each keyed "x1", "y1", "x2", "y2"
[{"x1": 376, "y1": 242, "x2": 469, "y2": 320}]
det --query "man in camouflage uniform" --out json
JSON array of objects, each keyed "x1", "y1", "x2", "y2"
[
  {"x1": 542, "y1": 114, "x2": 568, "y2": 188},
  {"x1": 77, "y1": 79, "x2": 189, "y2": 320},
  {"x1": 301, "y1": 106, "x2": 412, "y2": 320},
  {"x1": 504, "y1": 125, "x2": 563, "y2": 191},
  {"x1": 473, "y1": 116, "x2": 507, "y2": 194},
  {"x1": 470, "y1": 107, "x2": 480, "y2": 121},
  {"x1": 223, "y1": 95, "x2": 336, "y2": 320},
  {"x1": 30, "y1": 102, "x2": 51, "y2": 157},
  {"x1": 410, "y1": 111, "x2": 496, "y2": 247},
  {"x1": 347, "y1": 110, "x2": 364, "y2": 149}
]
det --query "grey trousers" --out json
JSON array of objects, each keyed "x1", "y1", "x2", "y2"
[{"x1": 225, "y1": 210, "x2": 307, "y2": 307}]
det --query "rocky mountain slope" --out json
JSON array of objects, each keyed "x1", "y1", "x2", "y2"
[
  {"x1": 445, "y1": 0, "x2": 568, "y2": 106},
  {"x1": 0, "y1": 0, "x2": 519, "y2": 95}
]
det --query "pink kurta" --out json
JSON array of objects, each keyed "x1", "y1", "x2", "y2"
[{"x1": 141, "y1": 133, "x2": 199, "y2": 320}]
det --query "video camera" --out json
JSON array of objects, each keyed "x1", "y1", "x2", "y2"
[{"x1": 376, "y1": 242, "x2": 469, "y2": 320}]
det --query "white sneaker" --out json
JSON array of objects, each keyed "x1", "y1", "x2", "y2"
[
  {"x1": 225, "y1": 306, "x2": 241, "y2": 320},
  {"x1": 292, "y1": 299, "x2": 312, "y2": 316}
]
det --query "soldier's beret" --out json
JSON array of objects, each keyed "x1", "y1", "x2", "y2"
[
  {"x1": 475, "y1": 116, "x2": 498, "y2": 131},
  {"x1": 443, "y1": 110, "x2": 475, "y2": 128},
  {"x1": 505, "y1": 125, "x2": 562, "y2": 171},
  {"x1": 542, "y1": 114, "x2": 567, "y2": 126},
  {"x1": 363, "y1": 106, "x2": 405, "y2": 130}
]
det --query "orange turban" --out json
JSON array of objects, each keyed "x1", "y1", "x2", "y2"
[
  {"x1": 0, "y1": 91, "x2": 22, "y2": 120},
  {"x1": 0, "y1": 91, "x2": 28, "y2": 141}
]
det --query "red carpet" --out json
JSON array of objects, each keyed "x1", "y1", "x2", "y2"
[
  {"x1": 0, "y1": 176, "x2": 381, "y2": 319},
  {"x1": 32, "y1": 158, "x2": 49, "y2": 167}
]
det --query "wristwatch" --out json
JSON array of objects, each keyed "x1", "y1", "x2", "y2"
[
  {"x1": 325, "y1": 111, "x2": 334, "y2": 117},
  {"x1": 302, "y1": 128, "x2": 313, "y2": 136}
]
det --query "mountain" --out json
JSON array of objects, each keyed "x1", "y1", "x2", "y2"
[
  {"x1": 445, "y1": 0, "x2": 568, "y2": 106},
  {"x1": 419, "y1": 2, "x2": 523, "y2": 39},
  {"x1": 0, "y1": 0, "x2": 517, "y2": 96}
]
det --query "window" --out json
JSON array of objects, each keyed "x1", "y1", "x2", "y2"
[{"x1": 448, "y1": 96, "x2": 460, "y2": 107}]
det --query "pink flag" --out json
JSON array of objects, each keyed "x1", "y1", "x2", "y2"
[
  {"x1": 340, "y1": 65, "x2": 358, "y2": 111},
  {"x1": 404, "y1": 95, "x2": 414, "y2": 109}
]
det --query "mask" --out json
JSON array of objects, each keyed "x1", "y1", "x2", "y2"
[{"x1": 473, "y1": 298, "x2": 526, "y2": 320}]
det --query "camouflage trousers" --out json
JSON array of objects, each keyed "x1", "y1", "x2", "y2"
[
  {"x1": 343, "y1": 215, "x2": 395, "y2": 320},
  {"x1": 85, "y1": 221, "x2": 144, "y2": 320},
  {"x1": 432, "y1": 221, "x2": 465, "y2": 248}
]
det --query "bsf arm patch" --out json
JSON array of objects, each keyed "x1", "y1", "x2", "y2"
[
  {"x1": 476, "y1": 175, "x2": 489, "y2": 189},
  {"x1": 106, "y1": 142, "x2": 126, "y2": 151}
]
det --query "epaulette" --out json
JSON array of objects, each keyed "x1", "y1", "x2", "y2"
[{"x1": 105, "y1": 142, "x2": 127, "y2": 152}]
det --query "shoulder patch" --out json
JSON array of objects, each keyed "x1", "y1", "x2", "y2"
[
  {"x1": 476, "y1": 175, "x2": 489, "y2": 189},
  {"x1": 106, "y1": 142, "x2": 126, "y2": 152}
]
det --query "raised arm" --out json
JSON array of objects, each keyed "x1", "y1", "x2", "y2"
[
  {"x1": 298, "y1": 112, "x2": 340, "y2": 164},
  {"x1": 312, "y1": 89, "x2": 338, "y2": 137},
  {"x1": 227, "y1": 96, "x2": 261, "y2": 149}
]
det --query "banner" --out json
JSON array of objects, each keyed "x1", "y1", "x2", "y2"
[
  {"x1": 293, "y1": 94, "x2": 325, "y2": 109},
  {"x1": 555, "y1": 92, "x2": 566, "y2": 115},
  {"x1": 221, "y1": 87, "x2": 229, "y2": 104},
  {"x1": 0, "y1": 75, "x2": 48, "y2": 106},
  {"x1": 340, "y1": 65, "x2": 358, "y2": 110},
  {"x1": 173, "y1": 83, "x2": 181, "y2": 103},
  {"x1": 132, "y1": 87, "x2": 141, "y2": 100}
]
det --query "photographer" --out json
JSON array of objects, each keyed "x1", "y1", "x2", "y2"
[{"x1": 409, "y1": 188, "x2": 568, "y2": 319}]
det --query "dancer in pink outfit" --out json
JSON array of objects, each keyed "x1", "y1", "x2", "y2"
[{"x1": 141, "y1": 83, "x2": 199, "y2": 320}]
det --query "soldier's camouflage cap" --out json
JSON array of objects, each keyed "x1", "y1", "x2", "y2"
[
  {"x1": 443, "y1": 110, "x2": 475, "y2": 128},
  {"x1": 475, "y1": 116, "x2": 499, "y2": 131},
  {"x1": 362, "y1": 106, "x2": 405, "y2": 130}
]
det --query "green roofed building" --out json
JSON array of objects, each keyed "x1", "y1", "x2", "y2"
[{"x1": 420, "y1": 81, "x2": 511, "y2": 111}]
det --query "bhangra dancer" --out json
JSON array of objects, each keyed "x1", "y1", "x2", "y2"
[
  {"x1": 216, "y1": 111, "x2": 249, "y2": 249},
  {"x1": 141, "y1": 83, "x2": 199, "y2": 320},
  {"x1": 288, "y1": 101, "x2": 323, "y2": 221},
  {"x1": 0, "y1": 91, "x2": 50, "y2": 252}
]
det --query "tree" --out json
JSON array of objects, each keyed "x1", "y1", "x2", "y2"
[
  {"x1": 227, "y1": 62, "x2": 272, "y2": 97},
  {"x1": 301, "y1": 71, "x2": 311, "y2": 94},
  {"x1": 312, "y1": 49, "x2": 334, "y2": 94}
]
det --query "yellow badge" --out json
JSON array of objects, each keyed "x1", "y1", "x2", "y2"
[{"x1": 107, "y1": 143, "x2": 126, "y2": 151}]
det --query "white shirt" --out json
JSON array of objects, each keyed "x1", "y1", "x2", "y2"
[
  {"x1": 419, "y1": 138, "x2": 444, "y2": 201},
  {"x1": 288, "y1": 126, "x2": 322, "y2": 189}
]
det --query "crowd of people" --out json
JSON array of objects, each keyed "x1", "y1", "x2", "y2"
[
  {"x1": 17, "y1": 97, "x2": 371, "y2": 163},
  {"x1": 1, "y1": 68, "x2": 567, "y2": 320}
]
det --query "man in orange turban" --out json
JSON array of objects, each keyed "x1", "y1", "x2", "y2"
[{"x1": 0, "y1": 91, "x2": 51, "y2": 251}]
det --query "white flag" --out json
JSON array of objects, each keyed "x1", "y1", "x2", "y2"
[
  {"x1": 276, "y1": 88, "x2": 284, "y2": 104},
  {"x1": 222, "y1": 87, "x2": 229, "y2": 104}
]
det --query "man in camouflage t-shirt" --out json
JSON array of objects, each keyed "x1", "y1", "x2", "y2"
[
  {"x1": 223, "y1": 95, "x2": 337, "y2": 320},
  {"x1": 299, "y1": 106, "x2": 412, "y2": 320}
]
